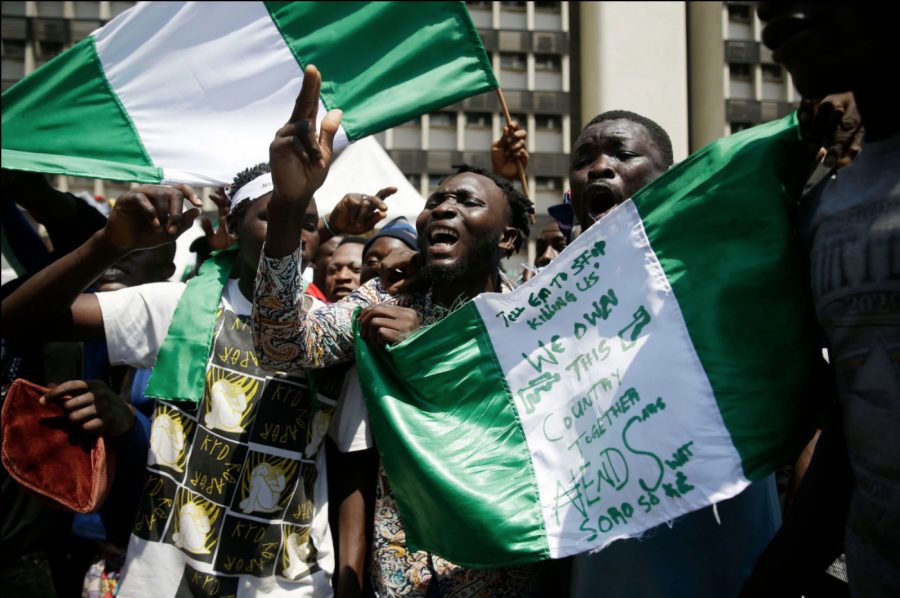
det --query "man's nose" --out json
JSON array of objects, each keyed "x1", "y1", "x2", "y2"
[
  {"x1": 432, "y1": 197, "x2": 459, "y2": 218},
  {"x1": 588, "y1": 155, "x2": 615, "y2": 180}
]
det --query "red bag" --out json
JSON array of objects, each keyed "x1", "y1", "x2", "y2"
[{"x1": 1, "y1": 378, "x2": 115, "y2": 513}]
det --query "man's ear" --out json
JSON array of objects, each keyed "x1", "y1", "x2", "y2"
[{"x1": 498, "y1": 225, "x2": 519, "y2": 258}]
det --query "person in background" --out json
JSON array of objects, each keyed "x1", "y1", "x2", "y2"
[
  {"x1": 325, "y1": 238, "x2": 365, "y2": 303},
  {"x1": 745, "y1": 4, "x2": 900, "y2": 597}
]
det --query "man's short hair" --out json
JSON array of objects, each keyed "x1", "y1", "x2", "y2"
[
  {"x1": 584, "y1": 110, "x2": 674, "y2": 167},
  {"x1": 226, "y1": 162, "x2": 271, "y2": 231},
  {"x1": 445, "y1": 164, "x2": 532, "y2": 254}
]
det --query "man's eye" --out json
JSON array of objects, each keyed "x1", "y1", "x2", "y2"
[
  {"x1": 366, "y1": 259, "x2": 380, "y2": 268},
  {"x1": 617, "y1": 151, "x2": 638, "y2": 160},
  {"x1": 302, "y1": 221, "x2": 317, "y2": 231}
]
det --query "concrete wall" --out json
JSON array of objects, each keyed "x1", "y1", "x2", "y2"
[{"x1": 579, "y1": 1, "x2": 689, "y2": 161}]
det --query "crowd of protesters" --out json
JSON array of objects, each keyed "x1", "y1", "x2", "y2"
[{"x1": 1, "y1": 2, "x2": 897, "y2": 597}]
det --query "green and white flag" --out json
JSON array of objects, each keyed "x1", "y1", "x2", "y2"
[
  {"x1": 1, "y1": 1, "x2": 495, "y2": 185},
  {"x1": 356, "y1": 114, "x2": 818, "y2": 568}
]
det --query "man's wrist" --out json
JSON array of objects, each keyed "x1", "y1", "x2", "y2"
[{"x1": 90, "y1": 228, "x2": 132, "y2": 260}]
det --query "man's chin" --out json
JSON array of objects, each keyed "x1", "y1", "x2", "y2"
[{"x1": 422, "y1": 259, "x2": 466, "y2": 284}]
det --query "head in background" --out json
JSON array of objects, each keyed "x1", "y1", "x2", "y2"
[{"x1": 569, "y1": 110, "x2": 672, "y2": 231}]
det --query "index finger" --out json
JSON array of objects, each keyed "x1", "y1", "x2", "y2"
[
  {"x1": 173, "y1": 183, "x2": 201, "y2": 208},
  {"x1": 375, "y1": 186, "x2": 397, "y2": 201},
  {"x1": 288, "y1": 64, "x2": 322, "y2": 125}
]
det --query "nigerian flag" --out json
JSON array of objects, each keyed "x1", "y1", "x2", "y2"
[
  {"x1": 1, "y1": 1, "x2": 495, "y2": 185},
  {"x1": 356, "y1": 114, "x2": 818, "y2": 568}
]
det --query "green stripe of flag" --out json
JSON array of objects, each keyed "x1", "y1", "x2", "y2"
[
  {"x1": 354, "y1": 302, "x2": 549, "y2": 567},
  {"x1": 1, "y1": 36, "x2": 160, "y2": 182},
  {"x1": 266, "y1": 1, "x2": 497, "y2": 140},
  {"x1": 632, "y1": 114, "x2": 817, "y2": 477}
]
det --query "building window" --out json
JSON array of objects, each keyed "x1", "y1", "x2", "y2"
[
  {"x1": 500, "y1": 52, "x2": 527, "y2": 90},
  {"x1": 466, "y1": 1, "x2": 492, "y2": 29},
  {"x1": 727, "y1": 3, "x2": 755, "y2": 40},
  {"x1": 36, "y1": 2, "x2": 65, "y2": 17},
  {"x1": 500, "y1": 53, "x2": 526, "y2": 71},
  {"x1": 406, "y1": 174, "x2": 422, "y2": 191},
  {"x1": 727, "y1": 4, "x2": 753, "y2": 23},
  {"x1": 1, "y1": 2, "x2": 27, "y2": 16},
  {"x1": 464, "y1": 112, "x2": 493, "y2": 152},
  {"x1": 761, "y1": 64, "x2": 784, "y2": 82},
  {"x1": 393, "y1": 117, "x2": 422, "y2": 149},
  {"x1": 728, "y1": 63, "x2": 754, "y2": 99},
  {"x1": 428, "y1": 174, "x2": 449, "y2": 194},
  {"x1": 467, "y1": 112, "x2": 492, "y2": 128},
  {"x1": 536, "y1": 177, "x2": 560, "y2": 191},
  {"x1": 536, "y1": 115, "x2": 561, "y2": 131},
  {"x1": 534, "y1": 1, "x2": 562, "y2": 31},
  {"x1": 500, "y1": 1, "x2": 526, "y2": 30},
  {"x1": 730, "y1": 64, "x2": 752, "y2": 80},
  {"x1": 73, "y1": 1, "x2": 101, "y2": 19},
  {"x1": 1, "y1": 39, "x2": 26, "y2": 59},
  {"x1": 429, "y1": 112, "x2": 457, "y2": 151},
  {"x1": 534, "y1": 53, "x2": 562, "y2": 91},
  {"x1": 429, "y1": 112, "x2": 457, "y2": 129}
]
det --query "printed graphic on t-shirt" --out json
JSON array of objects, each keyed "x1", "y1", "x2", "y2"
[
  {"x1": 210, "y1": 309, "x2": 267, "y2": 378},
  {"x1": 283, "y1": 463, "x2": 318, "y2": 527},
  {"x1": 184, "y1": 428, "x2": 246, "y2": 506},
  {"x1": 233, "y1": 451, "x2": 300, "y2": 518},
  {"x1": 148, "y1": 403, "x2": 196, "y2": 477},
  {"x1": 214, "y1": 514, "x2": 283, "y2": 577},
  {"x1": 175, "y1": 562, "x2": 238, "y2": 598},
  {"x1": 130, "y1": 307, "x2": 335, "y2": 592},
  {"x1": 202, "y1": 366, "x2": 261, "y2": 439},
  {"x1": 279, "y1": 523, "x2": 322, "y2": 581},
  {"x1": 165, "y1": 487, "x2": 225, "y2": 561},
  {"x1": 133, "y1": 473, "x2": 178, "y2": 542}
]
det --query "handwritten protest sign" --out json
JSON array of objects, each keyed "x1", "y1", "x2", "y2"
[{"x1": 477, "y1": 201, "x2": 747, "y2": 557}]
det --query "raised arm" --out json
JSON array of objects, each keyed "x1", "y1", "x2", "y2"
[{"x1": 1, "y1": 184, "x2": 200, "y2": 341}]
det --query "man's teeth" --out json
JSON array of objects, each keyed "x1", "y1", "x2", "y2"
[{"x1": 430, "y1": 227, "x2": 459, "y2": 243}]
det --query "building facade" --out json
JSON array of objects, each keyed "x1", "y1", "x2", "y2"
[{"x1": 2, "y1": 1, "x2": 798, "y2": 265}]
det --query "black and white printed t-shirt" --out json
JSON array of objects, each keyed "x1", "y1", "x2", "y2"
[{"x1": 97, "y1": 279, "x2": 337, "y2": 597}]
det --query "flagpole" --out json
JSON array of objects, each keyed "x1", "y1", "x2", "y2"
[{"x1": 495, "y1": 88, "x2": 536, "y2": 224}]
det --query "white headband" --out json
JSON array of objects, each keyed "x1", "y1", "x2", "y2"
[{"x1": 229, "y1": 172, "x2": 273, "y2": 211}]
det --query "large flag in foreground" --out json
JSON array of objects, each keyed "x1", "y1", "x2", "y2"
[
  {"x1": 1, "y1": 1, "x2": 496, "y2": 186},
  {"x1": 356, "y1": 114, "x2": 818, "y2": 568}
]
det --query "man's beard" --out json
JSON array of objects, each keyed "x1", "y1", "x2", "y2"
[{"x1": 422, "y1": 232, "x2": 500, "y2": 285}]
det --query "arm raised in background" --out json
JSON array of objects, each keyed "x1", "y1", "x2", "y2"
[{"x1": 1, "y1": 184, "x2": 200, "y2": 341}]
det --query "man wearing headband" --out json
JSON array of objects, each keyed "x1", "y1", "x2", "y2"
[{"x1": 2, "y1": 151, "x2": 378, "y2": 596}]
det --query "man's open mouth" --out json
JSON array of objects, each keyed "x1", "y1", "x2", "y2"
[
  {"x1": 428, "y1": 226, "x2": 459, "y2": 252},
  {"x1": 585, "y1": 185, "x2": 622, "y2": 220}
]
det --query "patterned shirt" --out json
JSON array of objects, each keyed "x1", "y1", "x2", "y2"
[{"x1": 254, "y1": 247, "x2": 544, "y2": 597}]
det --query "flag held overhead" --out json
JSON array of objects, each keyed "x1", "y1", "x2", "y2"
[{"x1": 1, "y1": 1, "x2": 497, "y2": 186}]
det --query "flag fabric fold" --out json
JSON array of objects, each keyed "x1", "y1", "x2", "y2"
[
  {"x1": 356, "y1": 113, "x2": 819, "y2": 568},
  {"x1": 1, "y1": 1, "x2": 496, "y2": 186}
]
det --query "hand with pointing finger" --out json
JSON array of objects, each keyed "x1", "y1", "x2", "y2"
[
  {"x1": 327, "y1": 186, "x2": 396, "y2": 235},
  {"x1": 269, "y1": 64, "x2": 343, "y2": 209}
]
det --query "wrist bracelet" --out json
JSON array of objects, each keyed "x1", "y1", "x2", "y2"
[{"x1": 322, "y1": 214, "x2": 337, "y2": 236}]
